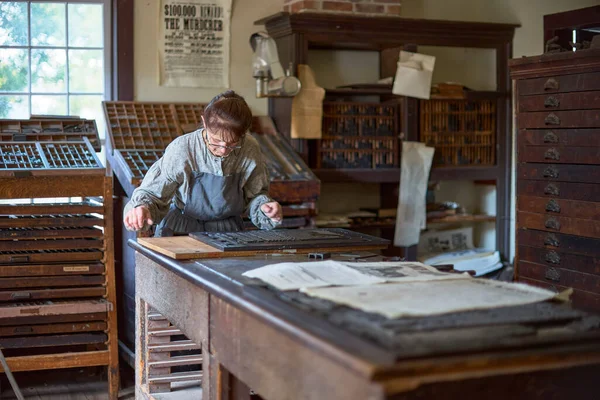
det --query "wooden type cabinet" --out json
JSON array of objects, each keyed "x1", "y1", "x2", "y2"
[{"x1": 510, "y1": 48, "x2": 600, "y2": 313}]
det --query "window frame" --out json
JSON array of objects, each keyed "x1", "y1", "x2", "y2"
[{"x1": 0, "y1": 0, "x2": 113, "y2": 118}]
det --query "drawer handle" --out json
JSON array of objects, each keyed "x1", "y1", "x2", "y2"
[
  {"x1": 544, "y1": 96, "x2": 560, "y2": 108},
  {"x1": 11, "y1": 291, "x2": 31, "y2": 300},
  {"x1": 544, "y1": 78, "x2": 559, "y2": 91},
  {"x1": 545, "y1": 217, "x2": 561, "y2": 231},
  {"x1": 544, "y1": 113, "x2": 560, "y2": 125},
  {"x1": 13, "y1": 326, "x2": 33, "y2": 334},
  {"x1": 545, "y1": 266, "x2": 561, "y2": 282},
  {"x1": 543, "y1": 131, "x2": 558, "y2": 143},
  {"x1": 545, "y1": 199, "x2": 561, "y2": 213},
  {"x1": 545, "y1": 251, "x2": 561, "y2": 265},
  {"x1": 543, "y1": 165, "x2": 559, "y2": 178},
  {"x1": 544, "y1": 148, "x2": 560, "y2": 161},
  {"x1": 544, "y1": 234, "x2": 560, "y2": 247},
  {"x1": 10, "y1": 255, "x2": 29, "y2": 263},
  {"x1": 544, "y1": 183, "x2": 559, "y2": 196}
]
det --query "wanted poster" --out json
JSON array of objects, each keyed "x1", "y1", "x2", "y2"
[{"x1": 158, "y1": 0, "x2": 232, "y2": 88}]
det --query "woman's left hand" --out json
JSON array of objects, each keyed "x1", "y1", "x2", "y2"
[{"x1": 261, "y1": 201, "x2": 283, "y2": 223}]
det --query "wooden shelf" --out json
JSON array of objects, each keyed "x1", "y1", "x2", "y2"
[
  {"x1": 313, "y1": 165, "x2": 498, "y2": 183},
  {"x1": 324, "y1": 87, "x2": 508, "y2": 99},
  {"x1": 318, "y1": 214, "x2": 496, "y2": 230},
  {"x1": 428, "y1": 214, "x2": 496, "y2": 224}
]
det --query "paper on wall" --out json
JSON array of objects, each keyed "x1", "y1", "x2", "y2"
[
  {"x1": 301, "y1": 279, "x2": 560, "y2": 318},
  {"x1": 394, "y1": 142, "x2": 435, "y2": 247},
  {"x1": 392, "y1": 51, "x2": 436, "y2": 99},
  {"x1": 242, "y1": 260, "x2": 468, "y2": 291},
  {"x1": 291, "y1": 64, "x2": 326, "y2": 139}
]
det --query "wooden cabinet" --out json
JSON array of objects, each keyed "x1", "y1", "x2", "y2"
[
  {"x1": 257, "y1": 11, "x2": 518, "y2": 260},
  {"x1": 510, "y1": 49, "x2": 600, "y2": 313}
]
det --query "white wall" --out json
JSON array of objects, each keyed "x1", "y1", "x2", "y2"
[{"x1": 134, "y1": 0, "x2": 284, "y2": 115}]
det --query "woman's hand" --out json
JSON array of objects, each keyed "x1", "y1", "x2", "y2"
[
  {"x1": 124, "y1": 205, "x2": 153, "y2": 231},
  {"x1": 261, "y1": 201, "x2": 283, "y2": 223}
]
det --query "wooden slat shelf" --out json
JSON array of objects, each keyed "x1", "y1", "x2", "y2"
[
  {"x1": 321, "y1": 214, "x2": 496, "y2": 230},
  {"x1": 314, "y1": 166, "x2": 499, "y2": 183}
]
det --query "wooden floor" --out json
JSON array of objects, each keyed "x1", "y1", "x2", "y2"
[{"x1": 0, "y1": 367, "x2": 136, "y2": 400}]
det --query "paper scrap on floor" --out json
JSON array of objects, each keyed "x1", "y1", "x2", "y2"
[
  {"x1": 242, "y1": 260, "x2": 469, "y2": 291},
  {"x1": 301, "y1": 279, "x2": 560, "y2": 318}
]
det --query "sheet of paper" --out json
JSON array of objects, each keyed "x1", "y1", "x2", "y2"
[
  {"x1": 242, "y1": 260, "x2": 385, "y2": 291},
  {"x1": 342, "y1": 261, "x2": 471, "y2": 282},
  {"x1": 291, "y1": 64, "x2": 326, "y2": 139},
  {"x1": 394, "y1": 142, "x2": 435, "y2": 247},
  {"x1": 301, "y1": 279, "x2": 559, "y2": 318},
  {"x1": 242, "y1": 260, "x2": 467, "y2": 291}
]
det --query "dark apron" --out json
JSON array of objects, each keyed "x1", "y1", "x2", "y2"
[{"x1": 154, "y1": 172, "x2": 245, "y2": 237}]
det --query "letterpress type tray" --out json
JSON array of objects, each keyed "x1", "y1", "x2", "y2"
[{"x1": 189, "y1": 228, "x2": 389, "y2": 252}]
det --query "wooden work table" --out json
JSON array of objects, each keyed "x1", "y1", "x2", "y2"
[{"x1": 130, "y1": 239, "x2": 600, "y2": 400}]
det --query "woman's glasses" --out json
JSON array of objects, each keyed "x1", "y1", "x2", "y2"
[{"x1": 204, "y1": 130, "x2": 244, "y2": 150}]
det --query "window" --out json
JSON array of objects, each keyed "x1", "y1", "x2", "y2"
[{"x1": 0, "y1": 0, "x2": 111, "y2": 139}]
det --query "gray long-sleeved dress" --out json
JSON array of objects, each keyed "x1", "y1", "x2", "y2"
[{"x1": 123, "y1": 128, "x2": 279, "y2": 233}]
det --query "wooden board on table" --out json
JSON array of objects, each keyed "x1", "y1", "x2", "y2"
[{"x1": 137, "y1": 236, "x2": 387, "y2": 260}]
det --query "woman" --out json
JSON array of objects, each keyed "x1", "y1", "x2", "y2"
[{"x1": 123, "y1": 90, "x2": 283, "y2": 236}]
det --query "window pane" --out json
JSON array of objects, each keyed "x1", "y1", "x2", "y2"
[
  {"x1": 69, "y1": 50, "x2": 103, "y2": 93},
  {"x1": 31, "y1": 95, "x2": 67, "y2": 116},
  {"x1": 70, "y1": 95, "x2": 105, "y2": 139},
  {"x1": 68, "y1": 4, "x2": 103, "y2": 47},
  {"x1": 0, "y1": 49, "x2": 29, "y2": 92},
  {"x1": 0, "y1": 2, "x2": 28, "y2": 46},
  {"x1": 31, "y1": 49, "x2": 67, "y2": 93},
  {"x1": 0, "y1": 95, "x2": 29, "y2": 118},
  {"x1": 31, "y1": 3, "x2": 66, "y2": 47}
]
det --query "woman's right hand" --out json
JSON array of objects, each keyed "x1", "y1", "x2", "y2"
[{"x1": 124, "y1": 206, "x2": 153, "y2": 231}]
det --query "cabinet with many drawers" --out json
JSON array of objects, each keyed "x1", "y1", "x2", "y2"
[{"x1": 510, "y1": 49, "x2": 600, "y2": 313}]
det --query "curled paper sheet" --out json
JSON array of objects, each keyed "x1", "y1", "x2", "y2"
[
  {"x1": 291, "y1": 64, "x2": 326, "y2": 139},
  {"x1": 394, "y1": 141, "x2": 435, "y2": 247},
  {"x1": 392, "y1": 51, "x2": 435, "y2": 99}
]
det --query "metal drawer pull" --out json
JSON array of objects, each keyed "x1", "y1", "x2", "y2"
[
  {"x1": 543, "y1": 165, "x2": 559, "y2": 178},
  {"x1": 544, "y1": 148, "x2": 560, "y2": 161},
  {"x1": 543, "y1": 78, "x2": 559, "y2": 91},
  {"x1": 545, "y1": 266, "x2": 561, "y2": 281},
  {"x1": 545, "y1": 251, "x2": 561, "y2": 265},
  {"x1": 543, "y1": 131, "x2": 558, "y2": 143},
  {"x1": 545, "y1": 217, "x2": 561, "y2": 231},
  {"x1": 544, "y1": 113, "x2": 560, "y2": 125},
  {"x1": 544, "y1": 183, "x2": 559, "y2": 196},
  {"x1": 544, "y1": 234, "x2": 560, "y2": 247},
  {"x1": 544, "y1": 96, "x2": 560, "y2": 108},
  {"x1": 10, "y1": 255, "x2": 29, "y2": 263},
  {"x1": 545, "y1": 199, "x2": 561, "y2": 213},
  {"x1": 13, "y1": 326, "x2": 33, "y2": 334},
  {"x1": 11, "y1": 291, "x2": 31, "y2": 300}
]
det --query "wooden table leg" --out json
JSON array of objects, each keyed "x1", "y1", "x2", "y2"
[{"x1": 217, "y1": 363, "x2": 251, "y2": 400}]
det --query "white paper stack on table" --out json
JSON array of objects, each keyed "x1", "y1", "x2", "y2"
[
  {"x1": 419, "y1": 249, "x2": 503, "y2": 277},
  {"x1": 242, "y1": 261, "x2": 564, "y2": 318}
]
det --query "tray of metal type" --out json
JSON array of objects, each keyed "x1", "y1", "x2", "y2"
[
  {"x1": 113, "y1": 149, "x2": 163, "y2": 187},
  {"x1": 189, "y1": 228, "x2": 389, "y2": 252},
  {"x1": 0, "y1": 248, "x2": 104, "y2": 264},
  {"x1": 0, "y1": 320, "x2": 107, "y2": 337},
  {"x1": 102, "y1": 101, "x2": 205, "y2": 151},
  {"x1": 0, "y1": 118, "x2": 101, "y2": 151},
  {"x1": 0, "y1": 332, "x2": 108, "y2": 351},
  {"x1": 0, "y1": 138, "x2": 104, "y2": 176}
]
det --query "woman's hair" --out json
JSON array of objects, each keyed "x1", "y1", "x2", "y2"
[{"x1": 202, "y1": 90, "x2": 252, "y2": 142}]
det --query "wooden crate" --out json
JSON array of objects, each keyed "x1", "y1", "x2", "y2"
[
  {"x1": 318, "y1": 102, "x2": 399, "y2": 169},
  {"x1": 0, "y1": 139, "x2": 119, "y2": 399},
  {"x1": 420, "y1": 99, "x2": 496, "y2": 166}
]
